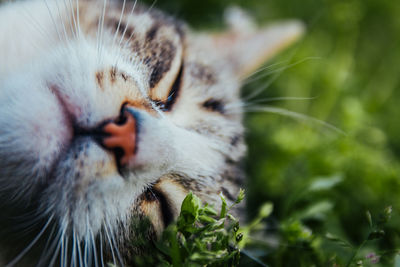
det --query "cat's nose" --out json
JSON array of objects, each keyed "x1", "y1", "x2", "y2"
[{"x1": 102, "y1": 109, "x2": 137, "y2": 166}]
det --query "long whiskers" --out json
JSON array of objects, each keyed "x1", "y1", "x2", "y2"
[
  {"x1": 116, "y1": 0, "x2": 159, "y2": 66},
  {"x1": 76, "y1": 231, "x2": 84, "y2": 267},
  {"x1": 19, "y1": 7, "x2": 53, "y2": 43},
  {"x1": 97, "y1": 0, "x2": 108, "y2": 65},
  {"x1": 113, "y1": 0, "x2": 138, "y2": 66},
  {"x1": 5, "y1": 214, "x2": 54, "y2": 267},
  {"x1": 43, "y1": 0, "x2": 63, "y2": 42},
  {"x1": 123, "y1": 0, "x2": 157, "y2": 48},
  {"x1": 242, "y1": 60, "x2": 291, "y2": 83},
  {"x1": 111, "y1": 0, "x2": 127, "y2": 47},
  {"x1": 99, "y1": 231, "x2": 105, "y2": 267},
  {"x1": 48, "y1": 228, "x2": 64, "y2": 266},
  {"x1": 89, "y1": 216, "x2": 99, "y2": 267},
  {"x1": 242, "y1": 57, "x2": 321, "y2": 101},
  {"x1": 75, "y1": 0, "x2": 81, "y2": 37},
  {"x1": 60, "y1": 227, "x2": 69, "y2": 267},
  {"x1": 225, "y1": 96, "x2": 318, "y2": 115},
  {"x1": 65, "y1": 0, "x2": 79, "y2": 39},
  {"x1": 71, "y1": 231, "x2": 77, "y2": 267},
  {"x1": 103, "y1": 220, "x2": 117, "y2": 266},
  {"x1": 53, "y1": 0, "x2": 69, "y2": 42},
  {"x1": 243, "y1": 57, "x2": 321, "y2": 86},
  {"x1": 244, "y1": 105, "x2": 346, "y2": 135},
  {"x1": 117, "y1": 0, "x2": 137, "y2": 47},
  {"x1": 106, "y1": 220, "x2": 124, "y2": 267},
  {"x1": 36, "y1": 223, "x2": 63, "y2": 267},
  {"x1": 61, "y1": 0, "x2": 75, "y2": 40},
  {"x1": 83, "y1": 219, "x2": 91, "y2": 266}
]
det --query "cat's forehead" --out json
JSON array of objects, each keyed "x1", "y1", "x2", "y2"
[{"x1": 80, "y1": 1, "x2": 188, "y2": 100}]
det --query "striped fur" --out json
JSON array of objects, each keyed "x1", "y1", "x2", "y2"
[{"x1": 0, "y1": 0, "x2": 303, "y2": 265}]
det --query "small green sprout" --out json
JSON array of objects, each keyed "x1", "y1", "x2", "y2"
[{"x1": 133, "y1": 189, "x2": 246, "y2": 266}]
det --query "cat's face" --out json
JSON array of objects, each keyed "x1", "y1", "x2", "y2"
[{"x1": 0, "y1": 0, "x2": 302, "y2": 265}]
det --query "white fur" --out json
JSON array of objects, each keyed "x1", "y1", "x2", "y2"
[
  {"x1": 0, "y1": 0, "x2": 303, "y2": 265},
  {"x1": 0, "y1": 0, "x2": 240, "y2": 239}
]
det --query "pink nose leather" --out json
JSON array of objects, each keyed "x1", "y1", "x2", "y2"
[{"x1": 102, "y1": 111, "x2": 136, "y2": 166}]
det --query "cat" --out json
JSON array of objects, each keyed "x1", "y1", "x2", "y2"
[{"x1": 0, "y1": 0, "x2": 303, "y2": 265}]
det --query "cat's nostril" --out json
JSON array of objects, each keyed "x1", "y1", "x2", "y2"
[
  {"x1": 116, "y1": 102, "x2": 129, "y2": 125},
  {"x1": 101, "y1": 110, "x2": 137, "y2": 167},
  {"x1": 115, "y1": 113, "x2": 127, "y2": 126}
]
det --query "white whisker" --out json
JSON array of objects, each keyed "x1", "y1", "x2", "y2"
[
  {"x1": 77, "y1": 232, "x2": 84, "y2": 267},
  {"x1": 233, "y1": 96, "x2": 318, "y2": 110},
  {"x1": 118, "y1": 0, "x2": 161, "y2": 65},
  {"x1": 117, "y1": 0, "x2": 137, "y2": 46},
  {"x1": 62, "y1": 0, "x2": 74, "y2": 40},
  {"x1": 99, "y1": 231, "x2": 105, "y2": 267},
  {"x1": 63, "y1": 233, "x2": 69, "y2": 267},
  {"x1": 244, "y1": 105, "x2": 346, "y2": 135},
  {"x1": 242, "y1": 60, "x2": 290, "y2": 82},
  {"x1": 244, "y1": 57, "x2": 321, "y2": 86},
  {"x1": 106, "y1": 220, "x2": 124, "y2": 267},
  {"x1": 71, "y1": 231, "x2": 77, "y2": 267},
  {"x1": 43, "y1": 0, "x2": 63, "y2": 42},
  {"x1": 36, "y1": 223, "x2": 61, "y2": 267},
  {"x1": 225, "y1": 96, "x2": 317, "y2": 114},
  {"x1": 148, "y1": 0, "x2": 158, "y2": 12},
  {"x1": 243, "y1": 57, "x2": 321, "y2": 102},
  {"x1": 251, "y1": 96, "x2": 317, "y2": 104},
  {"x1": 103, "y1": 221, "x2": 116, "y2": 265},
  {"x1": 49, "y1": 232, "x2": 63, "y2": 266},
  {"x1": 20, "y1": 8, "x2": 52, "y2": 42},
  {"x1": 66, "y1": 0, "x2": 78, "y2": 39},
  {"x1": 75, "y1": 0, "x2": 81, "y2": 36},
  {"x1": 60, "y1": 232, "x2": 65, "y2": 267},
  {"x1": 89, "y1": 220, "x2": 99, "y2": 267},
  {"x1": 113, "y1": 0, "x2": 137, "y2": 66},
  {"x1": 53, "y1": 0, "x2": 69, "y2": 42},
  {"x1": 5, "y1": 214, "x2": 54, "y2": 267},
  {"x1": 98, "y1": 0, "x2": 108, "y2": 64},
  {"x1": 83, "y1": 225, "x2": 90, "y2": 266},
  {"x1": 111, "y1": 0, "x2": 126, "y2": 46}
]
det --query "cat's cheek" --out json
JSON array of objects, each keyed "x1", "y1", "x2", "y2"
[
  {"x1": 120, "y1": 108, "x2": 226, "y2": 183},
  {"x1": 121, "y1": 108, "x2": 177, "y2": 177},
  {"x1": 0, "y1": 75, "x2": 73, "y2": 190}
]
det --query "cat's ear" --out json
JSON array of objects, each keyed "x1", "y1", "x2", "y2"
[{"x1": 212, "y1": 7, "x2": 305, "y2": 79}]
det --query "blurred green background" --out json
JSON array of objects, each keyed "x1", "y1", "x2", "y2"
[{"x1": 141, "y1": 0, "x2": 400, "y2": 265}]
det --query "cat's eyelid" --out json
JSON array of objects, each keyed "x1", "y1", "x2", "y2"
[{"x1": 155, "y1": 62, "x2": 184, "y2": 112}]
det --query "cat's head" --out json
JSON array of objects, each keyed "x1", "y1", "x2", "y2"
[{"x1": 0, "y1": 0, "x2": 303, "y2": 264}]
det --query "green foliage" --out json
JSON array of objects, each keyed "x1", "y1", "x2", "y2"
[
  {"x1": 325, "y1": 206, "x2": 395, "y2": 267},
  {"x1": 133, "y1": 190, "x2": 250, "y2": 266}
]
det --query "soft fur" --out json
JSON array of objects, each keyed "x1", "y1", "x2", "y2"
[{"x1": 0, "y1": 0, "x2": 303, "y2": 265}]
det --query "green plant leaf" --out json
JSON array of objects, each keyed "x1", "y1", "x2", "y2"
[
  {"x1": 235, "y1": 188, "x2": 245, "y2": 204},
  {"x1": 220, "y1": 192, "x2": 228, "y2": 218},
  {"x1": 258, "y1": 203, "x2": 273, "y2": 218},
  {"x1": 325, "y1": 232, "x2": 353, "y2": 248},
  {"x1": 308, "y1": 174, "x2": 343, "y2": 191},
  {"x1": 297, "y1": 201, "x2": 333, "y2": 220},
  {"x1": 367, "y1": 230, "x2": 385, "y2": 240},
  {"x1": 366, "y1": 210, "x2": 373, "y2": 228}
]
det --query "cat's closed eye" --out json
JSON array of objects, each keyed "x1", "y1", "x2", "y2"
[{"x1": 153, "y1": 63, "x2": 183, "y2": 111}]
